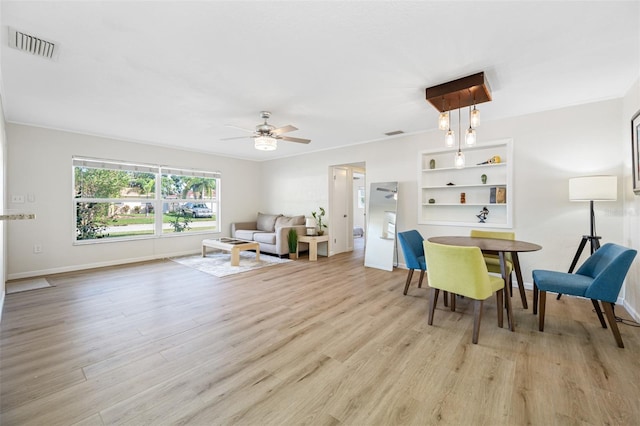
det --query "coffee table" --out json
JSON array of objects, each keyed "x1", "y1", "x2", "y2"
[{"x1": 202, "y1": 238, "x2": 260, "y2": 266}]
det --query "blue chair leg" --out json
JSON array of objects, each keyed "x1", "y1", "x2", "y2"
[
  {"x1": 602, "y1": 302, "x2": 624, "y2": 348},
  {"x1": 403, "y1": 269, "x2": 414, "y2": 295},
  {"x1": 591, "y1": 300, "x2": 607, "y2": 328}
]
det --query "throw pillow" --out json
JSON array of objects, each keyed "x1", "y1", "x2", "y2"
[
  {"x1": 256, "y1": 212, "x2": 281, "y2": 232},
  {"x1": 275, "y1": 215, "x2": 305, "y2": 228}
]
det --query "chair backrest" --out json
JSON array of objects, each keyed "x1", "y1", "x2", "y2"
[
  {"x1": 578, "y1": 243, "x2": 637, "y2": 303},
  {"x1": 423, "y1": 241, "x2": 494, "y2": 300},
  {"x1": 398, "y1": 230, "x2": 426, "y2": 270},
  {"x1": 470, "y1": 229, "x2": 515, "y2": 261}
]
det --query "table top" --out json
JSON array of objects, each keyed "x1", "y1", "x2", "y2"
[
  {"x1": 427, "y1": 236, "x2": 542, "y2": 253},
  {"x1": 203, "y1": 238, "x2": 258, "y2": 247},
  {"x1": 298, "y1": 234, "x2": 330, "y2": 242}
]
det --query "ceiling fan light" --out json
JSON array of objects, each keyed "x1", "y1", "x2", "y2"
[
  {"x1": 438, "y1": 111, "x2": 449, "y2": 130},
  {"x1": 255, "y1": 136, "x2": 277, "y2": 151},
  {"x1": 445, "y1": 129, "x2": 455, "y2": 147}
]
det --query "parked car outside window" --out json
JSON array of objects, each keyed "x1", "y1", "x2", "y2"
[{"x1": 181, "y1": 202, "x2": 213, "y2": 218}]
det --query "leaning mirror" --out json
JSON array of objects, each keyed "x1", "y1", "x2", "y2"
[{"x1": 364, "y1": 181, "x2": 398, "y2": 271}]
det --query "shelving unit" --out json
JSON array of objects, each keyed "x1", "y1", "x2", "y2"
[{"x1": 419, "y1": 139, "x2": 513, "y2": 227}]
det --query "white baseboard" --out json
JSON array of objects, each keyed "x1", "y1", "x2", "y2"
[{"x1": 6, "y1": 250, "x2": 199, "y2": 281}]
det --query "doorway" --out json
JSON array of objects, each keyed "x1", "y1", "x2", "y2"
[{"x1": 329, "y1": 162, "x2": 366, "y2": 256}]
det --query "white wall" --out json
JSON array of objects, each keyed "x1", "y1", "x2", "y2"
[
  {"x1": 261, "y1": 98, "x2": 632, "y2": 308},
  {"x1": 0, "y1": 95, "x2": 6, "y2": 312},
  {"x1": 5, "y1": 124, "x2": 262, "y2": 279},
  {"x1": 5, "y1": 96, "x2": 638, "y2": 320}
]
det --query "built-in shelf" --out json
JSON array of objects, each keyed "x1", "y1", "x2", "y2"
[{"x1": 419, "y1": 139, "x2": 513, "y2": 227}]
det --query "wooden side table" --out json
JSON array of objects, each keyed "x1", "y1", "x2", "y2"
[{"x1": 298, "y1": 234, "x2": 330, "y2": 261}]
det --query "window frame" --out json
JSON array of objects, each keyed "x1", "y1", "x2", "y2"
[{"x1": 72, "y1": 157, "x2": 221, "y2": 244}]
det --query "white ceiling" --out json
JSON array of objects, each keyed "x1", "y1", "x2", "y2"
[{"x1": 1, "y1": 1, "x2": 638, "y2": 161}]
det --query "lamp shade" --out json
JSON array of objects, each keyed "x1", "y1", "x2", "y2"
[
  {"x1": 569, "y1": 176, "x2": 617, "y2": 201},
  {"x1": 305, "y1": 218, "x2": 317, "y2": 228}
]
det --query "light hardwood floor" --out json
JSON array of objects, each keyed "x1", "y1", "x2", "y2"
[{"x1": 1, "y1": 245, "x2": 639, "y2": 425}]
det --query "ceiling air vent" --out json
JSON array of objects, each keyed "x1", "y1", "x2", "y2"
[
  {"x1": 384, "y1": 130, "x2": 404, "y2": 136},
  {"x1": 8, "y1": 27, "x2": 58, "y2": 60}
]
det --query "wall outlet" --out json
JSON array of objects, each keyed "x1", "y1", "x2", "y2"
[
  {"x1": 11, "y1": 195, "x2": 25, "y2": 203},
  {"x1": 33, "y1": 244, "x2": 42, "y2": 254}
]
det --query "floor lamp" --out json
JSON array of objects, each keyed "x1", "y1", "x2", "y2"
[{"x1": 567, "y1": 175, "x2": 617, "y2": 271}]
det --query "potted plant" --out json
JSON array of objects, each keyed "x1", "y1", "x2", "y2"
[
  {"x1": 312, "y1": 207, "x2": 328, "y2": 236},
  {"x1": 287, "y1": 228, "x2": 298, "y2": 259}
]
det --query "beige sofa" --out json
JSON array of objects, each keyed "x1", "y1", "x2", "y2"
[{"x1": 231, "y1": 213, "x2": 308, "y2": 257}]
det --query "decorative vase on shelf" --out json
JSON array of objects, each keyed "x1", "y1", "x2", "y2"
[
  {"x1": 481, "y1": 174, "x2": 487, "y2": 184},
  {"x1": 429, "y1": 159, "x2": 436, "y2": 169}
]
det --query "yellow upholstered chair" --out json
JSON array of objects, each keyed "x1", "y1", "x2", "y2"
[
  {"x1": 424, "y1": 241, "x2": 508, "y2": 344},
  {"x1": 470, "y1": 229, "x2": 515, "y2": 295}
]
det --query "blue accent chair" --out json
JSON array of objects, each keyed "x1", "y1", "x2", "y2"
[
  {"x1": 398, "y1": 230, "x2": 428, "y2": 296},
  {"x1": 533, "y1": 243, "x2": 637, "y2": 348}
]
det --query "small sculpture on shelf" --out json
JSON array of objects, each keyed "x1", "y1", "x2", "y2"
[
  {"x1": 460, "y1": 192, "x2": 466, "y2": 204},
  {"x1": 481, "y1": 174, "x2": 487, "y2": 184},
  {"x1": 476, "y1": 206, "x2": 489, "y2": 223},
  {"x1": 477, "y1": 155, "x2": 501, "y2": 165},
  {"x1": 428, "y1": 198, "x2": 435, "y2": 204},
  {"x1": 429, "y1": 159, "x2": 436, "y2": 169}
]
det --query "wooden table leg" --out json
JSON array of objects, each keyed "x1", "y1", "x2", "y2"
[
  {"x1": 255, "y1": 247, "x2": 260, "y2": 262},
  {"x1": 230, "y1": 247, "x2": 240, "y2": 266},
  {"x1": 309, "y1": 240, "x2": 318, "y2": 261},
  {"x1": 512, "y1": 252, "x2": 528, "y2": 309},
  {"x1": 500, "y1": 252, "x2": 514, "y2": 331}
]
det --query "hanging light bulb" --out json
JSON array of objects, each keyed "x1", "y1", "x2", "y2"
[
  {"x1": 454, "y1": 149, "x2": 465, "y2": 168},
  {"x1": 438, "y1": 99, "x2": 449, "y2": 130},
  {"x1": 465, "y1": 107, "x2": 476, "y2": 145},
  {"x1": 445, "y1": 128, "x2": 455, "y2": 147},
  {"x1": 471, "y1": 105, "x2": 480, "y2": 128},
  {"x1": 465, "y1": 127, "x2": 476, "y2": 146},
  {"x1": 438, "y1": 111, "x2": 449, "y2": 130},
  {"x1": 454, "y1": 107, "x2": 465, "y2": 168}
]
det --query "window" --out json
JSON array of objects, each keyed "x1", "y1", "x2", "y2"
[{"x1": 73, "y1": 157, "x2": 220, "y2": 242}]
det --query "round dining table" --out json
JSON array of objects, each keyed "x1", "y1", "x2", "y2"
[{"x1": 427, "y1": 236, "x2": 542, "y2": 331}]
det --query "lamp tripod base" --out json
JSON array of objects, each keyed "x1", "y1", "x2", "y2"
[{"x1": 556, "y1": 234, "x2": 601, "y2": 300}]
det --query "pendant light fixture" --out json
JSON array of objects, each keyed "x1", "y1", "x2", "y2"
[{"x1": 425, "y1": 72, "x2": 491, "y2": 158}]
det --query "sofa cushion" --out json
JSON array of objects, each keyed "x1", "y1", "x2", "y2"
[
  {"x1": 253, "y1": 232, "x2": 277, "y2": 245},
  {"x1": 275, "y1": 215, "x2": 305, "y2": 228},
  {"x1": 235, "y1": 229, "x2": 262, "y2": 240},
  {"x1": 256, "y1": 213, "x2": 281, "y2": 232}
]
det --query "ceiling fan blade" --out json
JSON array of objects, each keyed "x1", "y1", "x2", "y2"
[
  {"x1": 271, "y1": 125, "x2": 298, "y2": 135},
  {"x1": 220, "y1": 135, "x2": 256, "y2": 141},
  {"x1": 279, "y1": 136, "x2": 311, "y2": 144},
  {"x1": 225, "y1": 124, "x2": 255, "y2": 133}
]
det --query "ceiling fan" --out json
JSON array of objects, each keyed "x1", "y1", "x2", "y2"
[{"x1": 222, "y1": 111, "x2": 311, "y2": 151}]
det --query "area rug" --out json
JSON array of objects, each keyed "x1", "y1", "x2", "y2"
[
  {"x1": 171, "y1": 251, "x2": 291, "y2": 277},
  {"x1": 6, "y1": 278, "x2": 53, "y2": 294}
]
